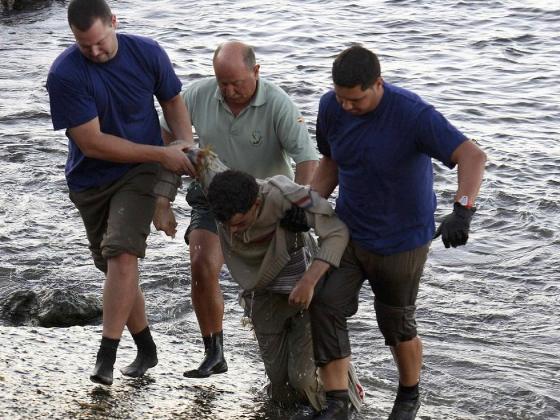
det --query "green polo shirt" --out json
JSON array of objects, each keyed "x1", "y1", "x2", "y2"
[{"x1": 161, "y1": 77, "x2": 317, "y2": 179}]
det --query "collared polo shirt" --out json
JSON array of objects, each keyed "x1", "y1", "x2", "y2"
[{"x1": 161, "y1": 77, "x2": 317, "y2": 179}]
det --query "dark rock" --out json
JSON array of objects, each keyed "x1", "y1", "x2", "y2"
[
  {"x1": 1, "y1": 0, "x2": 54, "y2": 12},
  {"x1": 1, "y1": 290, "x2": 38, "y2": 325},
  {"x1": 1, "y1": 288, "x2": 102, "y2": 327}
]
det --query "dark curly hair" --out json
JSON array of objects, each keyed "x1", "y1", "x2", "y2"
[
  {"x1": 207, "y1": 170, "x2": 259, "y2": 223},
  {"x1": 332, "y1": 45, "x2": 381, "y2": 90}
]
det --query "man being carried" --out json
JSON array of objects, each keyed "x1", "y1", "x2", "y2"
[
  {"x1": 155, "y1": 149, "x2": 363, "y2": 414},
  {"x1": 156, "y1": 41, "x2": 318, "y2": 378}
]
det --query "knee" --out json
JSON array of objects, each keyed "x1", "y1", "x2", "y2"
[
  {"x1": 311, "y1": 284, "x2": 359, "y2": 319},
  {"x1": 374, "y1": 299, "x2": 417, "y2": 346},
  {"x1": 190, "y1": 254, "x2": 219, "y2": 284},
  {"x1": 92, "y1": 251, "x2": 107, "y2": 274},
  {"x1": 288, "y1": 368, "x2": 320, "y2": 395}
]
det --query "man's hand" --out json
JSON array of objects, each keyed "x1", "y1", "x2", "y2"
[
  {"x1": 161, "y1": 141, "x2": 196, "y2": 176},
  {"x1": 289, "y1": 277, "x2": 315, "y2": 310},
  {"x1": 434, "y1": 202, "x2": 476, "y2": 248},
  {"x1": 153, "y1": 196, "x2": 178, "y2": 238},
  {"x1": 280, "y1": 204, "x2": 310, "y2": 232}
]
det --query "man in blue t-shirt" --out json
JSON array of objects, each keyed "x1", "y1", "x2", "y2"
[
  {"x1": 46, "y1": 0, "x2": 195, "y2": 386},
  {"x1": 307, "y1": 46, "x2": 486, "y2": 419}
]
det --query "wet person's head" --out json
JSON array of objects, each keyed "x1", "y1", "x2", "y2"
[
  {"x1": 213, "y1": 41, "x2": 260, "y2": 108},
  {"x1": 332, "y1": 45, "x2": 384, "y2": 116},
  {"x1": 207, "y1": 170, "x2": 261, "y2": 234},
  {"x1": 68, "y1": 0, "x2": 118, "y2": 64}
]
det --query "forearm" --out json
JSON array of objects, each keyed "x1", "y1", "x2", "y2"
[
  {"x1": 294, "y1": 160, "x2": 318, "y2": 185},
  {"x1": 300, "y1": 259, "x2": 330, "y2": 289},
  {"x1": 77, "y1": 131, "x2": 167, "y2": 164},
  {"x1": 310, "y1": 156, "x2": 339, "y2": 198},
  {"x1": 154, "y1": 168, "x2": 181, "y2": 202},
  {"x1": 453, "y1": 140, "x2": 487, "y2": 206},
  {"x1": 161, "y1": 127, "x2": 175, "y2": 145},
  {"x1": 312, "y1": 213, "x2": 350, "y2": 266}
]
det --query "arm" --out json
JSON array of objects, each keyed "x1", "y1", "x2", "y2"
[
  {"x1": 153, "y1": 196, "x2": 177, "y2": 238},
  {"x1": 294, "y1": 160, "x2": 318, "y2": 185},
  {"x1": 310, "y1": 155, "x2": 339, "y2": 198},
  {"x1": 280, "y1": 156, "x2": 337, "y2": 232},
  {"x1": 160, "y1": 94, "x2": 197, "y2": 177},
  {"x1": 159, "y1": 94, "x2": 195, "y2": 146},
  {"x1": 161, "y1": 126, "x2": 174, "y2": 145},
  {"x1": 451, "y1": 140, "x2": 487, "y2": 206},
  {"x1": 288, "y1": 195, "x2": 349, "y2": 309},
  {"x1": 288, "y1": 259, "x2": 330, "y2": 309},
  {"x1": 67, "y1": 117, "x2": 191, "y2": 173},
  {"x1": 272, "y1": 90, "x2": 318, "y2": 182},
  {"x1": 435, "y1": 139, "x2": 487, "y2": 248}
]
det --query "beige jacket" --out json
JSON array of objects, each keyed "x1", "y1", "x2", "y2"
[{"x1": 219, "y1": 175, "x2": 349, "y2": 291}]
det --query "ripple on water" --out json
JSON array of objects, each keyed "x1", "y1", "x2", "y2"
[{"x1": 1, "y1": 0, "x2": 560, "y2": 418}]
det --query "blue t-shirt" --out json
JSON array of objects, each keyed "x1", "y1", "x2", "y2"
[
  {"x1": 316, "y1": 82, "x2": 467, "y2": 255},
  {"x1": 47, "y1": 33, "x2": 182, "y2": 191}
]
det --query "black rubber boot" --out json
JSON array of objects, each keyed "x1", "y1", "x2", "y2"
[
  {"x1": 388, "y1": 397, "x2": 420, "y2": 420},
  {"x1": 312, "y1": 390, "x2": 349, "y2": 420},
  {"x1": 388, "y1": 383, "x2": 420, "y2": 420},
  {"x1": 90, "y1": 337, "x2": 119, "y2": 385},
  {"x1": 120, "y1": 326, "x2": 158, "y2": 378},
  {"x1": 183, "y1": 331, "x2": 228, "y2": 378}
]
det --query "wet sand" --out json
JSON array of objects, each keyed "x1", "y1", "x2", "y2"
[{"x1": 0, "y1": 325, "x2": 288, "y2": 419}]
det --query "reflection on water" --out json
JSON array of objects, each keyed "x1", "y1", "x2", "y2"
[{"x1": 0, "y1": 0, "x2": 559, "y2": 418}]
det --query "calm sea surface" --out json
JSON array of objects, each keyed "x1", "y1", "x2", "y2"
[{"x1": 1, "y1": 1, "x2": 559, "y2": 419}]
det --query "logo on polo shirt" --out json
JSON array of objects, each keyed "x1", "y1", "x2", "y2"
[{"x1": 251, "y1": 130, "x2": 263, "y2": 146}]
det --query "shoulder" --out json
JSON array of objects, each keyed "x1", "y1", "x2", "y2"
[
  {"x1": 183, "y1": 77, "x2": 217, "y2": 104},
  {"x1": 259, "y1": 176, "x2": 291, "y2": 208},
  {"x1": 47, "y1": 45, "x2": 86, "y2": 91},
  {"x1": 260, "y1": 79, "x2": 295, "y2": 106},
  {"x1": 49, "y1": 45, "x2": 82, "y2": 77},
  {"x1": 319, "y1": 90, "x2": 337, "y2": 108},
  {"x1": 119, "y1": 33, "x2": 162, "y2": 50},
  {"x1": 264, "y1": 175, "x2": 295, "y2": 195},
  {"x1": 186, "y1": 77, "x2": 216, "y2": 93},
  {"x1": 267, "y1": 175, "x2": 314, "y2": 205},
  {"x1": 385, "y1": 82, "x2": 432, "y2": 113},
  {"x1": 117, "y1": 34, "x2": 171, "y2": 68},
  {"x1": 318, "y1": 90, "x2": 339, "y2": 117}
]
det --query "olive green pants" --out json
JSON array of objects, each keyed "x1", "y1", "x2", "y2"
[{"x1": 243, "y1": 290, "x2": 324, "y2": 411}]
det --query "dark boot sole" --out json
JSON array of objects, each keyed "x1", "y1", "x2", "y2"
[
  {"x1": 90, "y1": 374, "x2": 113, "y2": 385},
  {"x1": 183, "y1": 362, "x2": 228, "y2": 378}
]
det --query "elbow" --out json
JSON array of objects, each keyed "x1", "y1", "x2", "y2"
[
  {"x1": 475, "y1": 147, "x2": 487, "y2": 168},
  {"x1": 338, "y1": 224, "x2": 350, "y2": 247},
  {"x1": 456, "y1": 140, "x2": 487, "y2": 169},
  {"x1": 79, "y1": 143, "x2": 101, "y2": 159},
  {"x1": 471, "y1": 141, "x2": 487, "y2": 164}
]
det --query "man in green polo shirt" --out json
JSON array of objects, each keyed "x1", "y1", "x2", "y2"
[{"x1": 156, "y1": 41, "x2": 318, "y2": 378}]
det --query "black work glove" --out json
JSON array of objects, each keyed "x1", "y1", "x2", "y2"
[
  {"x1": 280, "y1": 204, "x2": 310, "y2": 232},
  {"x1": 434, "y1": 202, "x2": 476, "y2": 248}
]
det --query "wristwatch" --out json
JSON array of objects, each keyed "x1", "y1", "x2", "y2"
[{"x1": 457, "y1": 195, "x2": 474, "y2": 209}]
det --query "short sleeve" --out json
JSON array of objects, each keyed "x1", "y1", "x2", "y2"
[
  {"x1": 46, "y1": 71, "x2": 97, "y2": 130},
  {"x1": 159, "y1": 89, "x2": 189, "y2": 133},
  {"x1": 274, "y1": 94, "x2": 318, "y2": 163},
  {"x1": 316, "y1": 95, "x2": 332, "y2": 157},
  {"x1": 415, "y1": 106, "x2": 467, "y2": 168},
  {"x1": 152, "y1": 42, "x2": 182, "y2": 103}
]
